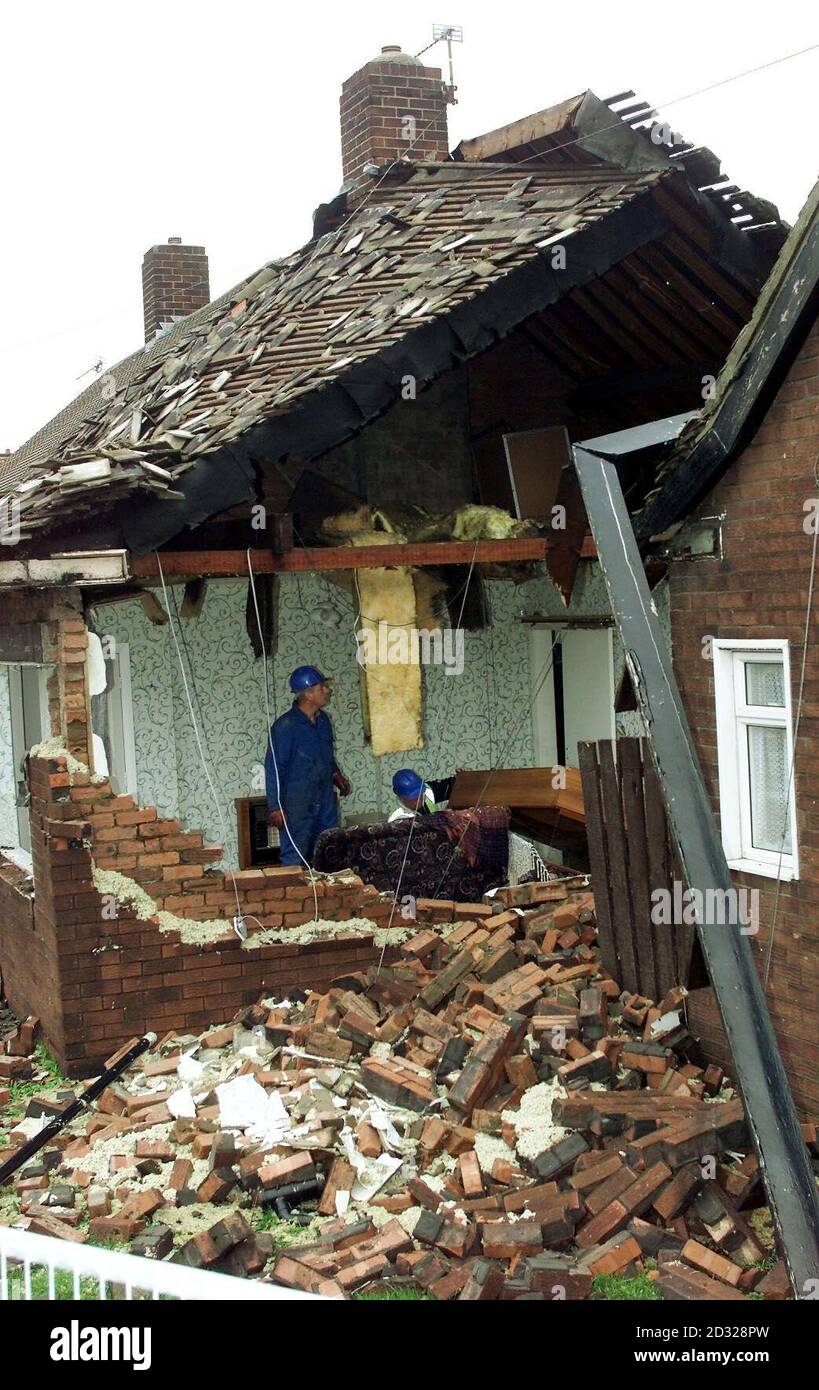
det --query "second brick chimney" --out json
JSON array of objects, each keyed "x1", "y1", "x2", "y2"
[
  {"x1": 340, "y1": 44, "x2": 450, "y2": 183},
  {"x1": 141, "y1": 237, "x2": 210, "y2": 343}
]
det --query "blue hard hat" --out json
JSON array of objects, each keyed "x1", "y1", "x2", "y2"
[
  {"x1": 290, "y1": 665, "x2": 329, "y2": 692},
  {"x1": 393, "y1": 768, "x2": 423, "y2": 798}
]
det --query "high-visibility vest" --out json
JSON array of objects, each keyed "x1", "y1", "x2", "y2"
[{"x1": 388, "y1": 784, "x2": 436, "y2": 821}]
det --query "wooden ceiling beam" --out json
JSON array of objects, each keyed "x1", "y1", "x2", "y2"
[{"x1": 130, "y1": 536, "x2": 598, "y2": 582}]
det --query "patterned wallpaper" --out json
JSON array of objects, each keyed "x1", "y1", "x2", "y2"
[
  {"x1": 0, "y1": 566, "x2": 669, "y2": 865},
  {"x1": 93, "y1": 574, "x2": 542, "y2": 867},
  {"x1": 0, "y1": 666, "x2": 16, "y2": 849}
]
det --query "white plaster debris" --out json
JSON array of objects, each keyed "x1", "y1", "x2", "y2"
[
  {"x1": 245, "y1": 917, "x2": 384, "y2": 948},
  {"x1": 90, "y1": 866, "x2": 385, "y2": 948},
  {"x1": 65, "y1": 1123, "x2": 195, "y2": 1186},
  {"x1": 503, "y1": 1079, "x2": 567, "y2": 1162},
  {"x1": 13, "y1": 1115, "x2": 51, "y2": 1140},
  {"x1": 156, "y1": 1202, "x2": 231, "y2": 1240},
  {"x1": 215, "y1": 1075, "x2": 288, "y2": 1140},
  {"x1": 30, "y1": 738, "x2": 107, "y2": 785},
  {"x1": 167, "y1": 1086, "x2": 196, "y2": 1119},
  {"x1": 474, "y1": 1132, "x2": 516, "y2": 1174},
  {"x1": 397, "y1": 1205, "x2": 423, "y2": 1237},
  {"x1": 177, "y1": 1049, "x2": 204, "y2": 1085}
]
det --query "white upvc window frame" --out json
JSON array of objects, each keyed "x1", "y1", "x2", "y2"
[{"x1": 712, "y1": 638, "x2": 799, "y2": 881}]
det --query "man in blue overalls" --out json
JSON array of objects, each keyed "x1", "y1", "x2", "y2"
[{"x1": 264, "y1": 666, "x2": 350, "y2": 867}]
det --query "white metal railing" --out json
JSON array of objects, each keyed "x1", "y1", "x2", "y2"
[{"x1": 0, "y1": 1226, "x2": 327, "y2": 1301}]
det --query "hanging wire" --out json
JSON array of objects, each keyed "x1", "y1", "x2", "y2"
[
  {"x1": 247, "y1": 550, "x2": 321, "y2": 922},
  {"x1": 155, "y1": 556, "x2": 244, "y2": 926}
]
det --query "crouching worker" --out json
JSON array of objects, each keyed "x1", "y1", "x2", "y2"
[
  {"x1": 389, "y1": 768, "x2": 438, "y2": 822},
  {"x1": 265, "y1": 665, "x2": 351, "y2": 866}
]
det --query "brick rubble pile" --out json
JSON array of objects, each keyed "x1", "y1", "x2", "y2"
[{"x1": 1, "y1": 878, "x2": 808, "y2": 1301}]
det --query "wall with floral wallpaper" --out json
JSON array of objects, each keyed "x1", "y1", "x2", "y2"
[
  {"x1": 0, "y1": 565, "x2": 668, "y2": 866},
  {"x1": 0, "y1": 666, "x2": 17, "y2": 849}
]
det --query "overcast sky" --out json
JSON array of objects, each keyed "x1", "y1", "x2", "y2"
[{"x1": 2, "y1": 0, "x2": 817, "y2": 453}]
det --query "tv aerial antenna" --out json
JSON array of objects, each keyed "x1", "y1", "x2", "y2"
[{"x1": 419, "y1": 23, "x2": 463, "y2": 104}]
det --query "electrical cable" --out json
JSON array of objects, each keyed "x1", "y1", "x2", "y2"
[
  {"x1": 374, "y1": 538, "x2": 480, "y2": 972},
  {"x1": 763, "y1": 457, "x2": 819, "y2": 986},
  {"x1": 247, "y1": 548, "x2": 320, "y2": 923},
  {"x1": 155, "y1": 555, "x2": 245, "y2": 930}
]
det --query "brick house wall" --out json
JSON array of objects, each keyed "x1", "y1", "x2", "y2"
[{"x1": 669, "y1": 317, "x2": 819, "y2": 1116}]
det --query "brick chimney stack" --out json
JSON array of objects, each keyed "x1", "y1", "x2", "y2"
[
  {"x1": 340, "y1": 44, "x2": 450, "y2": 183},
  {"x1": 141, "y1": 237, "x2": 210, "y2": 343}
]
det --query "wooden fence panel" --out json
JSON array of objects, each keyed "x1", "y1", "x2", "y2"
[
  {"x1": 577, "y1": 742, "x2": 619, "y2": 982},
  {"x1": 579, "y1": 736, "x2": 695, "y2": 999}
]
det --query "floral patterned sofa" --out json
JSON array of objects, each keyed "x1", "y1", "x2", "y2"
[{"x1": 313, "y1": 808, "x2": 510, "y2": 903}]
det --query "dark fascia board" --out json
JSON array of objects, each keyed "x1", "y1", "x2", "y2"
[
  {"x1": 635, "y1": 184, "x2": 819, "y2": 545},
  {"x1": 111, "y1": 190, "x2": 672, "y2": 555}
]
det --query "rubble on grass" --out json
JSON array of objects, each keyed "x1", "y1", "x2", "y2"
[{"x1": 1, "y1": 880, "x2": 813, "y2": 1301}]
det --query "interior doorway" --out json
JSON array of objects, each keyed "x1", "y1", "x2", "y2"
[{"x1": 530, "y1": 625, "x2": 616, "y2": 769}]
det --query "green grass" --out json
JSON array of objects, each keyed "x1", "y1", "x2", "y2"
[
  {"x1": 249, "y1": 1208, "x2": 317, "y2": 1247},
  {"x1": 354, "y1": 1285, "x2": 432, "y2": 1300},
  {"x1": 33, "y1": 1042, "x2": 64, "y2": 1085},
  {"x1": 5, "y1": 1263, "x2": 114, "y2": 1300},
  {"x1": 251, "y1": 1206, "x2": 283, "y2": 1233},
  {"x1": 591, "y1": 1271, "x2": 661, "y2": 1301},
  {"x1": 751, "y1": 1252, "x2": 777, "y2": 1273},
  {"x1": 5, "y1": 1043, "x2": 70, "y2": 1117}
]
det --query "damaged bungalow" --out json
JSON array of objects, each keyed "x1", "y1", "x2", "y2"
[{"x1": 0, "y1": 42, "x2": 800, "y2": 1090}]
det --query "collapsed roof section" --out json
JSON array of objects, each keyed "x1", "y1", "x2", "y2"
[
  {"x1": 633, "y1": 177, "x2": 819, "y2": 544},
  {"x1": 455, "y1": 89, "x2": 785, "y2": 254},
  {"x1": 0, "y1": 89, "x2": 787, "y2": 559}
]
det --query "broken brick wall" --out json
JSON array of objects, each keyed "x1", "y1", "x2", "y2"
[
  {"x1": 1, "y1": 750, "x2": 393, "y2": 1076},
  {"x1": 0, "y1": 593, "x2": 396, "y2": 1075},
  {"x1": 669, "y1": 317, "x2": 819, "y2": 1117},
  {"x1": 0, "y1": 587, "x2": 90, "y2": 759}
]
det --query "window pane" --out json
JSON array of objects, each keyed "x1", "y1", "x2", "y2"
[
  {"x1": 747, "y1": 723, "x2": 791, "y2": 853},
  {"x1": 745, "y1": 660, "x2": 785, "y2": 707}
]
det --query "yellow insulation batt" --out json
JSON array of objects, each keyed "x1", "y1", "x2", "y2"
[{"x1": 357, "y1": 562, "x2": 423, "y2": 756}]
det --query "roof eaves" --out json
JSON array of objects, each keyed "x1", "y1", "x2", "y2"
[{"x1": 633, "y1": 177, "x2": 819, "y2": 544}]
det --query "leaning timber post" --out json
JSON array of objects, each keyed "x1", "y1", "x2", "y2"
[{"x1": 573, "y1": 444, "x2": 819, "y2": 1297}]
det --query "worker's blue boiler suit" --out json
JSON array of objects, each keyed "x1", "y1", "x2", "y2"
[{"x1": 264, "y1": 702, "x2": 340, "y2": 866}]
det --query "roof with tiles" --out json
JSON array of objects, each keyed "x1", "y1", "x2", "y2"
[
  {"x1": 1, "y1": 161, "x2": 665, "y2": 542},
  {"x1": 0, "y1": 86, "x2": 788, "y2": 552}
]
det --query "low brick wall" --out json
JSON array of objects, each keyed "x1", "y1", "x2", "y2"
[{"x1": 0, "y1": 753, "x2": 396, "y2": 1076}]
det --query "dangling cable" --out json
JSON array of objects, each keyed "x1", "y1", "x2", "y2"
[
  {"x1": 247, "y1": 550, "x2": 320, "y2": 923},
  {"x1": 155, "y1": 555, "x2": 244, "y2": 928}
]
